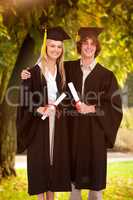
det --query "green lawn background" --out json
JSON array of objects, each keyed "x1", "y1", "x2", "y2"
[{"x1": 0, "y1": 161, "x2": 133, "y2": 200}]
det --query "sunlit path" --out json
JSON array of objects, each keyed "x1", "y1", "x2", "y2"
[{"x1": 15, "y1": 152, "x2": 133, "y2": 169}]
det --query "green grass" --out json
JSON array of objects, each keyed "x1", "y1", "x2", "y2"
[{"x1": 0, "y1": 162, "x2": 133, "y2": 200}]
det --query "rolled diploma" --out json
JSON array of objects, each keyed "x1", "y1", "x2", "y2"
[
  {"x1": 41, "y1": 92, "x2": 66, "y2": 120},
  {"x1": 68, "y1": 82, "x2": 80, "y2": 102}
]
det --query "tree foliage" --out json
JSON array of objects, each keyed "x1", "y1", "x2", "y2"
[
  {"x1": 71, "y1": 0, "x2": 133, "y2": 86},
  {"x1": 0, "y1": 0, "x2": 133, "y2": 96}
]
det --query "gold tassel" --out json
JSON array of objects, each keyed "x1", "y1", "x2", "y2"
[
  {"x1": 75, "y1": 32, "x2": 80, "y2": 42},
  {"x1": 41, "y1": 27, "x2": 47, "y2": 58}
]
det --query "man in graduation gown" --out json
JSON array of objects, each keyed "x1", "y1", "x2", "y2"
[{"x1": 65, "y1": 27, "x2": 123, "y2": 200}]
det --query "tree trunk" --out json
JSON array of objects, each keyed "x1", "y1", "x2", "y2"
[
  {"x1": 0, "y1": 101, "x2": 16, "y2": 179},
  {"x1": 0, "y1": 34, "x2": 35, "y2": 180}
]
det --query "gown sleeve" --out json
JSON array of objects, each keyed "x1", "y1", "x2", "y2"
[
  {"x1": 16, "y1": 75, "x2": 38, "y2": 153},
  {"x1": 96, "y1": 72, "x2": 123, "y2": 148}
]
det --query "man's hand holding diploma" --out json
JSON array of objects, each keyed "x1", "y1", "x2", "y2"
[{"x1": 68, "y1": 82, "x2": 96, "y2": 114}]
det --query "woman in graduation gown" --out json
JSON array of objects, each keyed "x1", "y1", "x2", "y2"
[
  {"x1": 65, "y1": 27, "x2": 123, "y2": 200},
  {"x1": 16, "y1": 27, "x2": 71, "y2": 200}
]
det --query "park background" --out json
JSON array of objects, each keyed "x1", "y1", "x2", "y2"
[{"x1": 0, "y1": 0, "x2": 133, "y2": 199}]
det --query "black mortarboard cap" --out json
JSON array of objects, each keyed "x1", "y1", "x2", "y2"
[
  {"x1": 41, "y1": 26, "x2": 70, "y2": 57},
  {"x1": 46, "y1": 26, "x2": 71, "y2": 41},
  {"x1": 78, "y1": 27, "x2": 103, "y2": 40}
]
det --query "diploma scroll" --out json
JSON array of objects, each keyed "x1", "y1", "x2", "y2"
[
  {"x1": 68, "y1": 82, "x2": 81, "y2": 110},
  {"x1": 41, "y1": 92, "x2": 66, "y2": 120}
]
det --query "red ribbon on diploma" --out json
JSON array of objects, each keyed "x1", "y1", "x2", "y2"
[{"x1": 75, "y1": 100, "x2": 81, "y2": 111}]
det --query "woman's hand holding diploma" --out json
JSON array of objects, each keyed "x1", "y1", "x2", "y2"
[{"x1": 40, "y1": 93, "x2": 66, "y2": 120}]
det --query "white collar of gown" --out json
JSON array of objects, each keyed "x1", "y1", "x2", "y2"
[{"x1": 38, "y1": 62, "x2": 58, "y2": 103}]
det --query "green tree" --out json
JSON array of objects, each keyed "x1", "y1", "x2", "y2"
[
  {"x1": 75, "y1": 0, "x2": 133, "y2": 86},
  {"x1": 125, "y1": 73, "x2": 133, "y2": 107}
]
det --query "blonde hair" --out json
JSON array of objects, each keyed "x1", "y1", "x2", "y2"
[
  {"x1": 57, "y1": 46, "x2": 66, "y2": 88},
  {"x1": 40, "y1": 43, "x2": 66, "y2": 89}
]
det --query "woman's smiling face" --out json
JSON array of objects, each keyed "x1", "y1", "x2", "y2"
[{"x1": 46, "y1": 39, "x2": 63, "y2": 61}]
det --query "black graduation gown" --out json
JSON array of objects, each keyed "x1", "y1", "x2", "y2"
[
  {"x1": 64, "y1": 60, "x2": 123, "y2": 191},
  {"x1": 16, "y1": 65, "x2": 71, "y2": 195}
]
